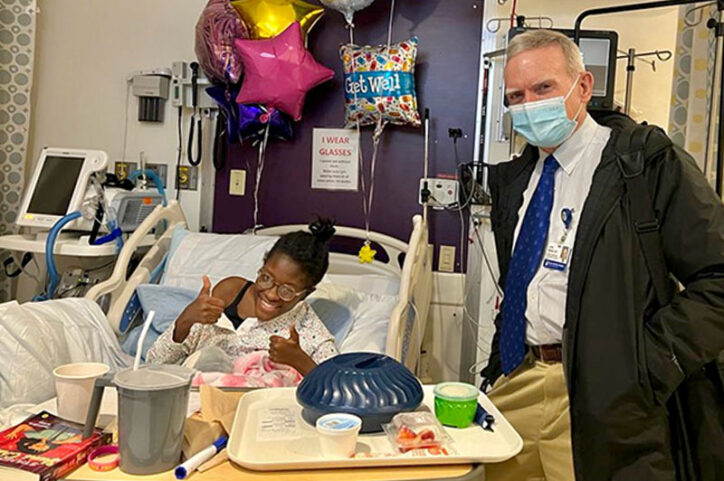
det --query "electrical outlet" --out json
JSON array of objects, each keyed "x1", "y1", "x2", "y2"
[
  {"x1": 176, "y1": 165, "x2": 198, "y2": 191},
  {"x1": 114, "y1": 161, "x2": 138, "y2": 180},
  {"x1": 229, "y1": 169, "x2": 246, "y2": 196},
  {"x1": 419, "y1": 178, "x2": 459, "y2": 208},
  {"x1": 439, "y1": 245, "x2": 456, "y2": 272}
]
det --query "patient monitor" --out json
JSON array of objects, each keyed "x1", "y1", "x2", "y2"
[{"x1": 17, "y1": 147, "x2": 108, "y2": 229}]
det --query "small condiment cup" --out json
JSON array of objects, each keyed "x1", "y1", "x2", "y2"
[{"x1": 315, "y1": 413, "x2": 362, "y2": 458}]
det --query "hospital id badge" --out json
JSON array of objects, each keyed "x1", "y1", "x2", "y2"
[{"x1": 543, "y1": 242, "x2": 571, "y2": 271}]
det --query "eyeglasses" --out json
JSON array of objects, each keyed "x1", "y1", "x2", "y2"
[{"x1": 255, "y1": 270, "x2": 308, "y2": 302}]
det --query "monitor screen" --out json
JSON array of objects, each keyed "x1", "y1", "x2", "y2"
[
  {"x1": 580, "y1": 37, "x2": 611, "y2": 97},
  {"x1": 26, "y1": 156, "x2": 85, "y2": 216}
]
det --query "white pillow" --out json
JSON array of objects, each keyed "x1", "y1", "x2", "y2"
[
  {"x1": 163, "y1": 231, "x2": 278, "y2": 289},
  {"x1": 308, "y1": 283, "x2": 398, "y2": 354}
]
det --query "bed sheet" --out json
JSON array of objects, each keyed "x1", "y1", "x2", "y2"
[{"x1": 0, "y1": 298, "x2": 132, "y2": 410}]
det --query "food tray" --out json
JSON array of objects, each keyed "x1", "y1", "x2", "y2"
[{"x1": 227, "y1": 385, "x2": 522, "y2": 471}]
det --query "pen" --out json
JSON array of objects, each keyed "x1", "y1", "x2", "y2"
[{"x1": 174, "y1": 435, "x2": 228, "y2": 480}]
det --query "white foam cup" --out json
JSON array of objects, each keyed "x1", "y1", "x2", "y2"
[
  {"x1": 53, "y1": 362, "x2": 110, "y2": 424},
  {"x1": 315, "y1": 413, "x2": 362, "y2": 458}
]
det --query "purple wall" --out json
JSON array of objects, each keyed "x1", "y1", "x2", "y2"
[{"x1": 213, "y1": 0, "x2": 483, "y2": 272}]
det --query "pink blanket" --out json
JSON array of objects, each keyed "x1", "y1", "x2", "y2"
[{"x1": 191, "y1": 350, "x2": 303, "y2": 388}]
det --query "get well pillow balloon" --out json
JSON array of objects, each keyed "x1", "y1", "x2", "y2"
[
  {"x1": 234, "y1": 21, "x2": 334, "y2": 121},
  {"x1": 340, "y1": 36, "x2": 421, "y2": 128}
]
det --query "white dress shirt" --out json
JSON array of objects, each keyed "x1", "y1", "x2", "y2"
[{"x1": 513, "y1": 114, "x2": 612, "y2": 345}]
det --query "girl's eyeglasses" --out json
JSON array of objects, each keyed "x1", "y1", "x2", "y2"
[{"x1": 255, "y1": 270, "x2": 308, "y2": 302}]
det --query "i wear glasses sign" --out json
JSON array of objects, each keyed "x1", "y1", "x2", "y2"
[{"x1": 311, "y1": 128, "x2": 360, "y2": 191}]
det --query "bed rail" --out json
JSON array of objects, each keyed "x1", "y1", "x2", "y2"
[
  {"x1": 85, "y1": 201, "x2": 187, "y2": 334},
  {"x1": 256, "y1": 224, "x2": 408, "y2": 278},
  {"x1": 386, "y1": 215, "x2": 433, "y2": 371}
]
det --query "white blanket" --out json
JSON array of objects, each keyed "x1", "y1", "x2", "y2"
[{"x1": 0, "y1": 298, "x2": 131, "y2": 409}]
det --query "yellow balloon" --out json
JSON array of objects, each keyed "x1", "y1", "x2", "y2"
[{"x1": 231, "y1": 0, "x2": 324, "y2": 40}]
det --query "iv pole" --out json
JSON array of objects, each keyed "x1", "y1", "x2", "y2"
[
  {"x1": 617, "y1": 48, "x2": 673, "y2": 115},
  {"x1": 575, "y1": 0, "x2": 724, "y2": 197}
]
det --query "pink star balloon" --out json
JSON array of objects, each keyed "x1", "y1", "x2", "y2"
[{"x1": 234, "y1": 21, "x2": 334, "y2": 121}]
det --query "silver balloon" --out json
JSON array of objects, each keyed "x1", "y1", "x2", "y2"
[{"x1": 320, "y1": 0, "x2": 375, "y2": 26}]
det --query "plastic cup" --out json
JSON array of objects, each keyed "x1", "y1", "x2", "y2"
[
  {"x1": 53, "y1": 362, "x2": 110, "y2": 424},
  {"x1": 315, "y1": 413, "x2": 362, "y2": 458},
  {"x1": 433, "y1": 382, "x2": 479, "y2": 428}
]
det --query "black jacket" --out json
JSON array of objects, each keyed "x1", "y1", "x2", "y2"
[{"x1": 482, "y1": 113, "x2": 724, "y2": 481}]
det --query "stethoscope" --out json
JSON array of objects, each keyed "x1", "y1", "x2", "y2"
[{"x1": 187, "y1": 62, "x2": 203, "y2": 167}]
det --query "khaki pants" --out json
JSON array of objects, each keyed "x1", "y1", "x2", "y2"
[{"x1": 485, "y1": 354, "x2": 575, "y2": 481}]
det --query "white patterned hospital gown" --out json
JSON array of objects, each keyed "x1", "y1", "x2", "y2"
[{"x1": 146, "y1": 301, "x2": 338, "y2": 366}]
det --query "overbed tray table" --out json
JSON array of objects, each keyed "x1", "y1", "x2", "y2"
[
  {"x1": 59, "y1": 382, "x2": 522, "y2": 480},
  {"x1": 65, "y1": 460, "x2": 484, "y2": 480}
]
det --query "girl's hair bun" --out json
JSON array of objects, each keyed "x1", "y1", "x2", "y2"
[{"x1": 309, "y1": 217, "x2": 336, "y2": 244}]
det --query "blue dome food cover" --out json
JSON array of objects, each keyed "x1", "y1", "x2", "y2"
[{"x1": 296, "y1": 352, "x2": 423, "y2": 433}]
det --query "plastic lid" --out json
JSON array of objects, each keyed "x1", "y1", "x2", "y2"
[
  {"x1": 433, "y1": 382, "x2": 479, "y2": 402},
  {"x1": 316, "y1": 413, "x2": 362, "y2": 434},
  {"x1": 114, "y1": 365, "x2": 193, "y2": 391}
]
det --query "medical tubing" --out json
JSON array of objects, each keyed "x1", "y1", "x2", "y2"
[
  {"x1": 91, "y1": 227, "x2": 123, "y2": 246},
  {"x1": 128, "y1": 169, "x2": 167, "y2": 205},
  {"x1": 188, "y1": 115, "x2": 203, "y2": 166},
  {"x1": 188, "y1": 62, "x2": 203, "y2": 166},
  {"x1": 176, "y1": 106, "x2": 183, "y2": 200},
  {"x1": 45, "y1": 211, "x2": 82, "y2": 299}
]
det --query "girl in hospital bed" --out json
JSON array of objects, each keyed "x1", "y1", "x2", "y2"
[{"x1": 146, "y1": 219, "x2": 339, "y2": 385}]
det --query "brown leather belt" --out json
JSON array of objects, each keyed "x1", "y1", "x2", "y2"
[{"x1": 530, "y1": 344, "x2": 563, "y2": 363}]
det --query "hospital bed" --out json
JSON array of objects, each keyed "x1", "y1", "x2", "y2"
[{"x1": 84, "y1": 201, "x2": 433, "y2": 372}]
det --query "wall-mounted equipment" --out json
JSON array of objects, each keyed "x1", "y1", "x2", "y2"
[
  {"x1": 509, "y1": 27, "x2": 619, "y2": 111},
  {"x1": 170, "y1": 61, "x2": 215, "y2": 109},
  {"x1": 132, "y1": 71, "x2": 171, "y2": 122}
]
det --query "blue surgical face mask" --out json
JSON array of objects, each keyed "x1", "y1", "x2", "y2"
[{"x1": 509, "y1": 76, "x2": 583, "y2": 148}]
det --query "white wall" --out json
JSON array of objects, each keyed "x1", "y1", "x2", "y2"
[{"x1": 29, "y1": 0, "x2": 210, "y2": 231}]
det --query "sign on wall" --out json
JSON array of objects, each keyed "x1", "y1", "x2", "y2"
[{"x1": 311, "y1": 128, "x2": 359, "y2": 191}]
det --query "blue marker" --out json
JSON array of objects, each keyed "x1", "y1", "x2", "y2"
[
  {"x1": 174, "y1": 435, "x2": 228, "y2": 480},
  {"x1": 474, "y1": 403, "x2": 495, "y2": 432}
]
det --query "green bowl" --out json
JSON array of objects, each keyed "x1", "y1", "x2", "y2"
[{"x1": 433, "y1": 382, "x2": 479, "y2": 429}]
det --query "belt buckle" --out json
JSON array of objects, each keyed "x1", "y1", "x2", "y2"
[
  {"x1": 536, "y1": 345, "x2": 557, "y2": 363},
  {"x1": 539, "y1": 347, "x2": 553, "y2": 363}
]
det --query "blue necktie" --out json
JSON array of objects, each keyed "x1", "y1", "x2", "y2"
[{"x1": 500, "y1": 155, "x2": 559, "y2": 374}]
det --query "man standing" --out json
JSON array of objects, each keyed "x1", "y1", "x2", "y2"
[{"x1": 482, "y1": 29, "x2": 724, "y2": 481}]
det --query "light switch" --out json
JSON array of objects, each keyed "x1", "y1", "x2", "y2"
[
  {"x1": 229, "y1": 169, "x2": 246, "y2": 196},
  {"x1": 439, "y1": 245, "x2": 456, "y2": 272}
]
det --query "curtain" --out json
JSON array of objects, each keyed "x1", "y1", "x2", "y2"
[
  {"x1": 668, "y1": 4, "x2": 718, "y2": 184},
  {"x1": 0, "y1": 0, "x2": 36, "y2": 302}
]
